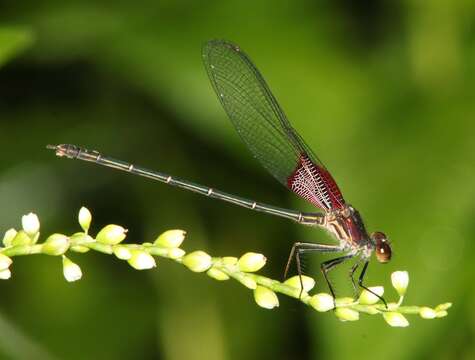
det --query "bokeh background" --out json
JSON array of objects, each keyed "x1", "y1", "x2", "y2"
[{"x1": 1, "y1": 1, "x2": 474, "y2": 359}]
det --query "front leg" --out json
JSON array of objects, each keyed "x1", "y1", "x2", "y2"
[
  {"x1": 349, "y1": 258, "x2": 364, "y2": 300},
  {"x1": 357, "y1": 261, "x2": 388, "y2": 308},
  {"x1": 320, "y1": 254, "x2": 355, "y2": 306}
]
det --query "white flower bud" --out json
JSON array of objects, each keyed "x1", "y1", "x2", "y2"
[
  {"x1": 363, "y1": 306, "x2": 380, "y2": 315},
  {"x1": 70, "y1": 232, "x2": 94, "y2": 244},
  {"x1": 207, "y1": 267, "x2": 230, "y2": 281},
  {"x1": 0, "y1": 269, "x2": 11, "y2": 280},
  {"x1": 127, "y1": 250, "x2": 156, "y2": 270},
  {"x1": 436, "y1": 310, "x2": 448, "y2": 318},
  {"x1": 336, "y1": 297, "x2": 355, "y2": 306},
  {"x1": 284, "y1": 275, "x2": 316, "y2": 292},
  {"x1": 2, "y1": 229, "x2": 17, "y2": 247},
  {"x1": 62, "y1": 256, "x2": 82, "y2": 282},
  {"x1": 435, "y1": 302, "x2": 452, "y2": 311},
  {"x1": 0, "y1": 253, "x2": 13, "y2": 271},
  {"x1": 78, "y1": 207, "x2": 92, "y2": 232},
  {"x1": 113, "y1": 245, "x2": 132, "y2": 260},
  {"x1": 154, "y1": 230, "x2": 186, "y2": 248},
  {"x1": 254, "y1": 286, "x2": 279, "y2": 309},
  {"x1": 237, "y1": 252, "x2": 266, "y2": 272},
  {"x1": 383, "y1": 312, "x2": 409, "y2": 327},
  {"x1": 42, "y1": 234, "x2": 70, "y2": 256},
  {"x1": 70, "y1": 245, "x2": 90, "y2": 253},
  {"x1": 238, "y1": 276, "x2": 257, "y2": 289},
  {"x1": 22, "y1": 213, "x2": 40, "y2": 236},
  {"x1": 96, "y1": 225, "x2": 127, "y2": 245},
  {"x1": 309, "y1": 293, "x2": 334, "y2": 312},
  {"x1": 358, "y1": 286, "x2": 384, "y2": 305},
  {"x1": 167, "y1": 248, "x2": 185, "y2": 259},
  {"x1": 419, "y1": 307, "x2": 437, "y2": 319},
  {"x1": 0, "y1": 253, "x2": 12, "y2": 271},
  {"x1": 182, "y1": 251, "x2": 212, "y2": 272},
  {"x1": 391, "y1": 271, "x2": 409, "y2": 296},
  {"x1": 11, "y1": 230, "x2": 33, "y2": 246},
  {"x1": 335, "y1": 307, "x2": 359, "y2": 321}
]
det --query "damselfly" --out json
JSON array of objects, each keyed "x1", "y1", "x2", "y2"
[{"x1": 47, "y1": 40, "x2": 392, "y2": 306}]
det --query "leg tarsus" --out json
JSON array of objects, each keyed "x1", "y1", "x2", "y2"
[
  {"x1": 283, "y1": 242, "x2": 301, "y2": 281},
  {"x1": 320, "y1": 254, "x2": 355, "y2": 309},
  {"x1": 357, "y1": 261, "x2": 388, "y2": 309},
  {"x1": 295, "y1": 247, "x2": 304, "y2": 299},
  {"x1": 349, "y1": 262, "x2": 360, "y2": 299}
]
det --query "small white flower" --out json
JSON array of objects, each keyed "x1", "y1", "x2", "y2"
[
  {"x1": 0, "y1": 269, "x2": 11, "y2": 280},
  {"x1": 62, "y1": 256, "x2": 82, "y2": 282},
  {"x1": 11, "y1": 230, "x2": 32, "y2": 246},
  {"x1": 127, "y1": 250, "x2": 157, "y2": 270},
  {"x1": 391, "y1": 271, "x2": 409, "y2": 296},
  {"x1": 43, "y1": 234, "x2": 69, "y2": 255},
  {"x1": 383, "y1": 312, "x2": 409, "y2": 327},
  {"x1": 2, "y1": 229, "x2": 17, "y2": 247},
  {"x1": 78, "y1": 207, "x2": 92, "y2": 232},
  {"x1": 22, "y1": 213, "x2": 40, "y2": 236},
  {"x1": 335, "y1": 308, "x2": 359, "y2": 322},
  {"x1": 419, "y1": 307, "x2": 437, "y2": 319},
  {"x1": 70, "y1": 232, "x2": 94, "y2": 244},
  {"x1": 42, "y1": 234, "x2": 70, "y2": 256},
  {"x1": 113, "y1": 245, "x2": 132, "y2": 260},
  {"x1": 435, "y1": 302, "x2": 452, "y2": 312},
  {"x1": 309, "y1": 293, "x2": 334, "y2": 312},
  {"x1": 167, "y1": 248, "x2": 185, "y2": 259},
  {"x1": 207, "y1": 267, "x2": 230, "y2": 281},
  {"x1": 154, "y1": 230, "x2": 186, "y2": 248},
  {"x1": 96, "y1": 225, "x2": 127, "y2": 245},
  {"x1": 254, "y1": 286, "x2": 279, "y2": 309},
  {"x1": 436, "y1": 310, "x2": 448, "y2": 318},
  {"x1": 284, "y1": 275, "x2": 316, "y2": 292},
  {"x1": 238, "y1": 276, "x2": 257, "y2": 289},
  {"x1": 182, "y1": 251, "x2": 212, "y2": 272},
  {"x1": 237, "y1": 252, "x2": 266, "y2": 272},
  {"x1": 336, "y1": 297, "x2": 355, "y2": 306},
  {"x1": 70, "y1": 245, "x2": 90, "y2": 253},
  {"x1": 0, "y1": 253, "x2": 13, "y2": 271},
  {"x1": 358, "y1": 286, "x2": 384, "y2": 305}
]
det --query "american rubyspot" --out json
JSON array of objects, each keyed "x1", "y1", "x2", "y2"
[{"x1": 47, "y1": 40, "x2": 392, "y2": 306}]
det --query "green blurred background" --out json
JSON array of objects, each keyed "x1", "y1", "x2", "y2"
[{"x1": 1, "y1": 1, "x2": 474, "y2": 359}]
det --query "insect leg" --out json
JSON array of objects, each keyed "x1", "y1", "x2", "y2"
[
  {"x1": 357, "y1": 261, "x2": 388, "y2": 308},
  {"x1": 321, "y1": 254, "x2": 355, "y2": 308},
  {"x1": 284, "y1": 243, "x2": 343, "y2": 299}
]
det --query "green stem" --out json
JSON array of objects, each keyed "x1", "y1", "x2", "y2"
[
  {"x1": 2, "y1": 244, "x2": 43, "y2": 256},
  {"x1": 0, "y1": 226, "x2": 450, "y2": 325}
]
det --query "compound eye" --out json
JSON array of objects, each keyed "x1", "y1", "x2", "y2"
[
  {"x1": 372, "y1": 231, "x2": 386, "y2": 242},
  {"x1": 376, "y1": 242, "x2": 391, "y2": 263},
  {"x1": 372, "y1": 232, "x2": 392, "y2": 263}
]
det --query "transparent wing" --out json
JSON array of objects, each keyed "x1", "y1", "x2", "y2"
[{"x1": 202, "y1": 40, "x2": 345, "y2": 211}]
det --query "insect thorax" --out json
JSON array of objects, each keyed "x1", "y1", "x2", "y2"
[{"x1": 323, "y1": 205, "x2": 370, "y2": 249}]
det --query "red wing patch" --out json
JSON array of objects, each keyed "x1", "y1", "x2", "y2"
[{"x1": 287, "y1": 154, "x2": 345, "y2": 211}]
